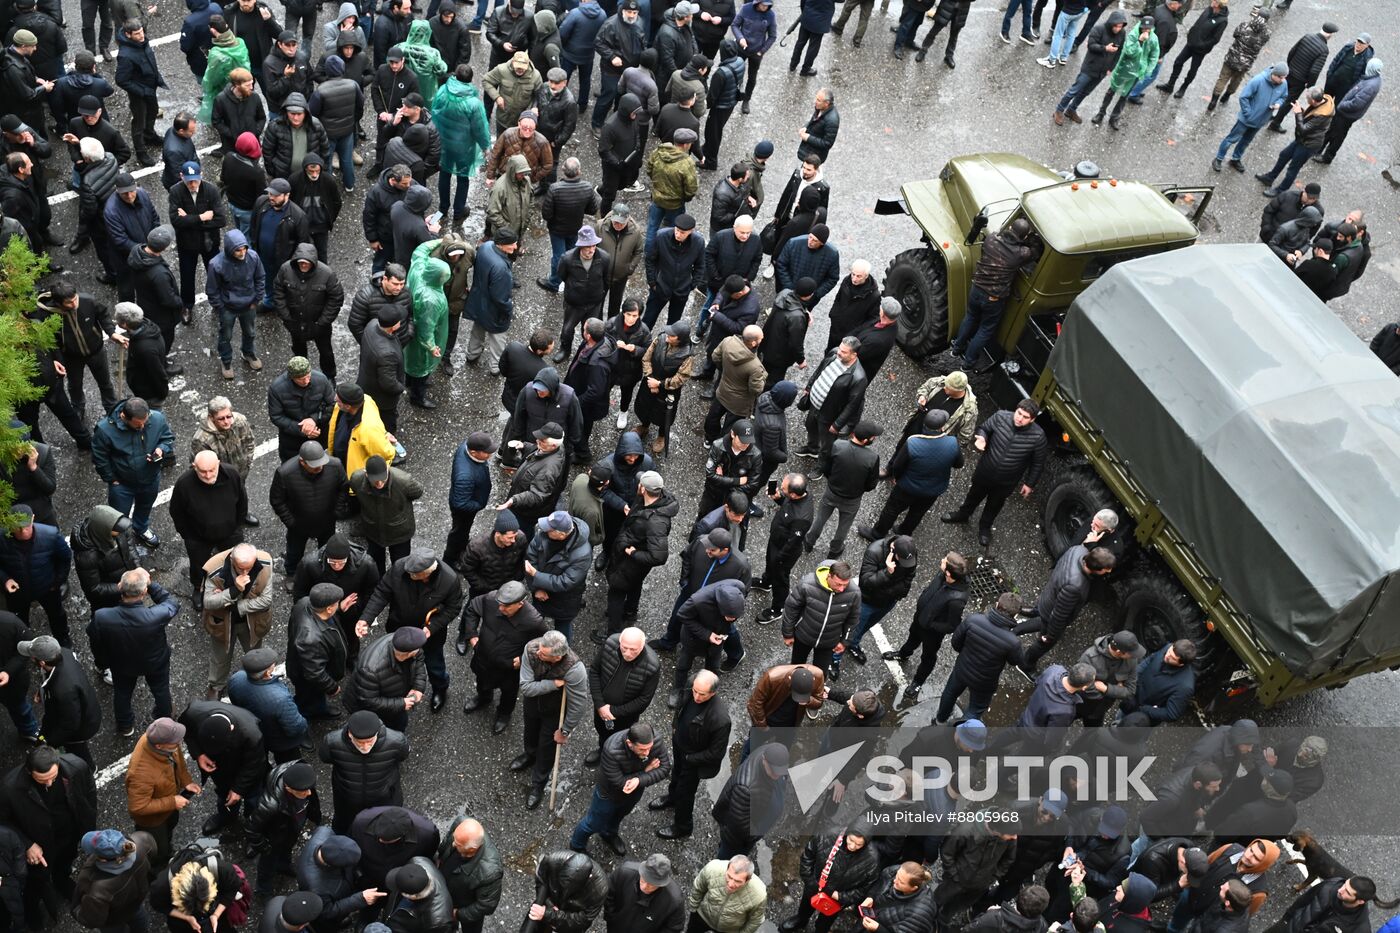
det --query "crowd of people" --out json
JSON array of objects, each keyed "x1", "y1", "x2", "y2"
[{"x1": 0, "y1": 0, "x2": 1393, "y2": 931}]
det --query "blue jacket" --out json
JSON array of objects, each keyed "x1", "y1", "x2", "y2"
[
  {"x1": 179, "y1": 0, "x2": 218, "y2": 74},
  {"x1": 464, "y1": 241, "x2": 515, "y2": 333},
  {"x1": 50, "y1": 71, "x2": 115, "y2": 126},
  {"x1": 0, "y1": 523, "x2": 71, "y2": 595},
  {"x1": 1123, "y1": 645, "x2": 1196, "y2": 724},
  {"x1": 449, "y1": 441, "x2": 492, "y2": 512},
  {"x1": 1015, "y1": 663, "x2": 1081, "y2": 739},
  {"x1": 775, "y1": 235, "x2": 840, "y2": 301},
  {"x1": 91, "y1": 404, "x2": 175, "y2": 486},
  {"x1": 115, "y1": 33, "x2": 168, "y2": 99},
  {"x1": 206, "y1": 229, "x2": 266, "y2": 312},
  {"x1": 227, "y1": 671, "x2": 310, "y2": 751},
  {"x1": 88, "y1": 582, "x2": 179, "y2": 675},
  {"x1": 709, "y1": 43, "x2": 745, "y2": 110},
  {"x1": 161, "y1": 129, "x2": 199, "y2": 190},
  {"x1": 731, "y1": 1, "x2": 777, "y2": 54},
  {"x1": 103, "y1": 188, "x2": 160, "y2": 258},
  {"x1": 799, "y1": 0, "x2": 835, "y2": 34},
  {"x1": 559, "y1": 1, "x2": 607, "y2": 65},
  {"x1": 892, "y1": 433, "x2": 963, "y2": 498},
  {"x1": 1336, "y1": 72, "x2": 1381, "y2": 120},
  {"x1": 1236, "y1": 68, "x2": 1287, "y2": 127}
]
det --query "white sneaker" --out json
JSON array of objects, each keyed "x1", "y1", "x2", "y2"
[
  {"x1": 615, "y1": 412, "x2": 628, "y2": 430},
  {"x1": 102, "y1": 668, "x2": 113, "y2": 685},
  {"x1": 1036, "y1": 56, "x2": 1056, "y2": 68},
  {"x1": 623, "y1": 181, "x2": 646, "y2": 193}
]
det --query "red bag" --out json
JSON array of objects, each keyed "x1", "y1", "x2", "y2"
[{"x1": 809, "y1": 835, "x2": 845, "y2": 917}]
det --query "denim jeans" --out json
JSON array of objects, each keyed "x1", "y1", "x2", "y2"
[
  {"x1": 424, "y1": 633, "x2": 450, "y2": 694},
  {"x1": 569, "y1": 788, "x2": 625, "y2": 848},
  {"x1": 830, "y1": 602, "x2": 890, "y2": 673},
  {"x1": 894, "y1": 4, "x2": 923, "y2": 47},
  {"x1": 330, "y1": 133, "x2": 356, "y2": 189},
  {"x1": 1215, "y1": 119, "x2": 1260, "y2": 162},
  {"x1": 109, "y1": 479, "x2": 160, "y2": 533},
  {"x1": 2, "y1": 693, "x2": 38, "y2": 738},
  {"x1": 645, "y1": 203, "x2": 681, "y2": 250},
  {"x1": 1048, "y1": 8, "x2": 1086, "y2": 59},
  {"x1": 112, "y1": 663, "x2": 172, "y2": 731},
  {"x1": 468, "y1": 0, "x2": 495, "y2": 28},
  {"x1": 562, "y1": 57, "x2": 594, "y2": 110},
  {"x1": 217, "y1": 303, "x2": 257, "y2": 364},
  {"x1": 229, "y1": 205, "x2": 254, "y2": 238},
  {"x1": 545, "y1": 231, "x2": 578, "y2": 287},
  {"x1": 1001, "y1": 0, "x2": 1034, "y2": 37},
  {"x1": 592, "y1": 71, "x2": 621, "y2": 128},
  {"x1": 1129, "y1": 61, "x2": 1162, "y2": 100},
  {"x1": 951, "y1": 284, "x2": 1004, "y2": 366},
  {"x1": 1261, "y1": 139, "x2": 1313, "y2": 191},
  {"x1": 439, "y1": 172, "x2": 470, "y2": 215}
]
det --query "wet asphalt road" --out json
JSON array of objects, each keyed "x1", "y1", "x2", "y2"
[{"x1": 16, "y1": 0, "x2": 1400, "y2": 926}]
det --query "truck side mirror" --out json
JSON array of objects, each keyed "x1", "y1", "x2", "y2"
[{"x1": 965, "y1": 212, "x2": 988, "y2": 246}]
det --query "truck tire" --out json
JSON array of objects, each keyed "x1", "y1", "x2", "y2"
[
  {"x1": 885, "y1": 248, "x2": 949, "y2": 358},
  {"x1": 1042, "y1": 467, "x2": 1115, "y2": 560},
  {"x1": 1117, "y1": 568, "x2": 1207, "y2": 654}
]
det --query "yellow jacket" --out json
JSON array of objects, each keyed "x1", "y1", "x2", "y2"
[{"x1": 326, "y1": 396, "x2": 395, "y2": 479}]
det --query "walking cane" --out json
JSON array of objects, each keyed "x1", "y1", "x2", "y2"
[
  {"x1": 548, "y1": 683, "x2": 567, "y2": 812},
  {"x1": 661, "y1": 391, "x2": 678, "y2": 460},
  {"x1": 114, "y1": 342, "x2": 128, "y2": 397},
  {"x1": 779, "y1": 17, "x2": 800, "y2": 46}
]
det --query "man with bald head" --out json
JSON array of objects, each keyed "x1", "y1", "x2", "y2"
[
  {"x1": 171, "y1": 449, "x2": 249, "y2": 610},
  {"x1": 653, "y1": 669, "x2": 729, "y2": 840},
  {"x1": 437, "y1": 817, "x2": 504, "y2": 933},
  {"x1": 587, "y1": 627, "x2": 661, "y2": 767},
  {"x1": 202, "y1": 541, "x2": 276, "y2": 698}
]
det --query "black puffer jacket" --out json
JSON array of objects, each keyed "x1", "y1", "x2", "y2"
[
  {"x1": 1283, "y1": 31, "x2": 1330, "y2": 88},
  {"x1": 77, "y1": 155, "x2": 120, "y2": 226},
  {"x1": 319, "y1": 719, "x2": 409, "y2": 808},
  {"x1": 972, "y1": 409, "x2": 1047, "y2": 488},
  {"x1": 458, "y1": 533, "x2": 526, "y2": 595},
  {"x1": 348, "y1": 277, "x2": 413, "y2": 344},
  {"x1": 437, "y1": 817, "x2": 504, "y2": 925},
  {"x1": 782, "y1": 561, "x2": 862, "y2": 649},
  {"x1": 123, "y1": 319, "x2": 169, "y2": 404},
  {"x1": 361, "y1": 170, "x2": 410, "y2": 249},
  {"x1": 270, "y1": 455, "x2": 348, "y2": 537},
  {"x1": 128, "y1": 245, "x2": 184, "y2": 328},
  {"x1": 858, "y1": 537, "x2": 918, "y2": 609},
  {"x1": 588, "y1": 634, "x2": 661, "y2": 717},
  {"x1": 1032, "y1": 543, "x2": 1092, "y2": 640},
  {"x1": 293, "y1": 539, "x2": 381, "y2": 631},
  {"x1": 559, "y1": 246, "x2": 612, "y2": 311},
  {"x1": 866, "y1": 865, "x2": 936, "y2": 933},
  {"x1": 384, "y1": 855, "x2": 456, "y2": 933},
  {"x1": 950, "y1": 607, "x2": 1024, "y2": 690},
  {"x1": 507, "y1": 446, "x2": 569, "y2": 529},
  {"x1": 345, "y1": 632, "x2": 428, "y2": 717},
  {"x1": 70, "y1": 507, "x2": 141, "y2": 611},
  {"x1": 462, "y1": 593, "x2": 548, "y2": 668},
  {"x1": 752, "y1": 390, "x2": 790, "y2": 464},
  {"x1": 261, "y1": 113, "x2": 331, "y2": 179},
  {"x1": 532, "y1": 852, "x2": 608, "y2": 933},
  {"x1": 246, "y1": 760, "x2": 324, "y2": 839},
  {"x1": 286, "y1": 597, "x2": 349, "y2": 694},
  {"x1": 702, "y1": 434, "x2": 763, "y2": 501},
  {"x1": 797, "y1": 833, "x2": 881, "y2": 906},
  {"x1": 268, "y1": 369, "x2": 338, "y2": 443},
  {"x1": 275, "y1": 243, "x2": 345, "y2": 338},
  {"x1": 606, "y1": 490, "x2": 679, "y2": 588}
]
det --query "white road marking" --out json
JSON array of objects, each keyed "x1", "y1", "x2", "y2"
[
  {"x1": 870, "y1": 623, "x2": 907, "y2": 687},
  {"x1": 48, "y1": 144, "x2": 221, "y2": 206}
]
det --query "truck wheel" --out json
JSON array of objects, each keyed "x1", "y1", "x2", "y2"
[
  {"x1": 886, "y1": 248, "x2": 949, "y2": 358},
  {"x1": 1042, "y1": 467, "x2": 1115, "y2": 560},
  {"x1": 1117, "y1": 568, "x2": 1207, "y2": 653}
]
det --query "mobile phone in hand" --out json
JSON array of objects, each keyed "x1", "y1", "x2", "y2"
[
  {"x1": 767, "y1": 479, "x2": 778, "y2": 496},
  {"x1": 858, "y1": 906, "x2": 876, "y2": 921},
  {"x1": 179, "y1": 788, "x2": 198, "y2": 799}
]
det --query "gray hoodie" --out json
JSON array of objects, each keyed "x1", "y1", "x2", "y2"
[{"x1": 321, "y1": 1, "x2": 368, "y2": 54}]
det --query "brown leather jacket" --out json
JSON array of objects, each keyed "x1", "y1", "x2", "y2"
[
  {"x1": 746, "y1": 663, "x2": 825, "y2": 727},
  {"x1": 125, "y1": 735, "x2": 194, "y2": 827}
]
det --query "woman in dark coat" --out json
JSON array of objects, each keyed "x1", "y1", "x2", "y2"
[
  {"x1": 604, "y1": 299, "x2": 652, "y2": 431},
  {"x1": 784, "y1": 821, "x2": 882, "y2": 933},
  {"x1": 634, "y1": 320, "x2": 695, "y2": 454}
]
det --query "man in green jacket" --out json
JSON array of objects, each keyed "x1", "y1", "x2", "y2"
[{"x1": 644, "y1": 127, "x2": 698, "y2": 246}]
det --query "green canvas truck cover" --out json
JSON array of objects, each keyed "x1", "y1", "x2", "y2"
[{"x1": 1048, "y1": 243, "x2": 1400, "y2": 678}]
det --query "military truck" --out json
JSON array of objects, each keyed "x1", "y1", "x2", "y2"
[{"x1": 879, "y1": 155, "x2": 1400, "y2": 707}]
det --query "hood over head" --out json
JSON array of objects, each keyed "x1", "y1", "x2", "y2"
[
  {"x1": 404, "y1": 185, "x2": 433, "y2": 214},
  {"x1": 406, "y1": 17, "x2": 432, "y2": 41},
  {"x1": 283, "y1": 92, "x2": 310, "y2": 113},
  {"x1": 336, "y1": 1, "x2": 358, "y2": 22},
  {"x1": 719, "y1": 38, "x2": 740, "y2": 60},
  {"x1": 86, "y1": 504, "x2": 127, "y2": 545},
  {"x1": 1106, "y1": 9, "x2": 1128, "y2": 26},
  {"x1": 403, "y1": 123, "x2": 430, "y2": 154},
  {"x1": 533, "y1": 366, "x2": 561, "y2": 394},
  {"x1": 533, "y1": 9, "x2": 556, "y2": 31},
  {"x1": 336, "y1": 28, "x2": 364, "y2": 50},
  {"x1": 292, "y1": 242, "x2": 319, "y2": 267},
  {"x1": 186, "y1": 0, "x2": 210, "y2": 10},
  {"x1": 1228, "y1": 719, "x2": 1261, "y2": 746},
  {"x1": 798, "y1": 185, "x2": 822, "y2": 211},
  {"x1": 506, "y1": 152, "x2": 531, "y2": 180},
  {"x1": 235, "y1": 131, "x2": 262, "y2": 159},
  {"x1": 614, "y1": 431, "x2": 644, "y2": 458},
  {"x1": 324, "y1": 54, "x2": 345, "y2": 76},
  {"x1": 617, "y1": 91, "x2": 642, "y2": 117},
  {"x1": 222, "y1": 229, "x2": 249, "y2": 256}
]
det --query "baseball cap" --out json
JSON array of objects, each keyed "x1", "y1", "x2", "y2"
[
  {"x1": 299, "y1": 440, "x2": 329, "y2": 467},
  {"x1": 266, "y1": 178, "x2": 292, "y2": 195},
  {"x1": 17, "y1": 635, "x2": 60, "y2": 662},
  {"x1": 81, "y1": 830, "x2": 132, "y2": 862},
  {"x1": 789, "y1": 667, "x2": 816, "y2": 704},
  {"x1": 78, "y1": 95, "x2": 102, "y2": 116},
  {"x1": 181, "y1": 161, "x2": 202, "y2": 181},
  {"x1": 115, "y1": 172, "x2": 138, "y2": 194},
  {"x1": 705, "y1": 528, "x2": 732, "y2": 550},
  {"x1": 387, "y1": 45, "x2": 405, "y2": 61},
  {"x1": 730, "y1": 419, "x2": 755, "y2": 444},
  {"x1": 286, "y1": 356, "x2": 312, "y2": 376},
  {"x1": 638, "y1": 470, "x2": 664, "y2": 493},
  {"x1": 1098, "y1": 805, "x2": 1128, "y2": 839},
  {"x1": 364, "y1": 455, "x2": 389, "y2": 481},
  {"x1": 892, "y1": 536, "x2": 916, "y2": 567},
  {"x1": 533, "y1": 422, "x2": 564, "y2": 441},
  {"x1": 1183, "y1": 847, "x2": 1210, "y2": 886},
  {"x1": 1109, "y1": 631, "x2": 1145, "y2": 657},
  {"x1": 762, "y1": 743, "x2": 790, "y2": 776},
  {"x1": 11, "y1": 505, "x2": 33, "y2": 527},
  {"x1": 1040, "y1": 787, "x2": 1069, "y2": 818},
  {"x1": 277, "y1": 28, "x2": 300, "y2": 42}
]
